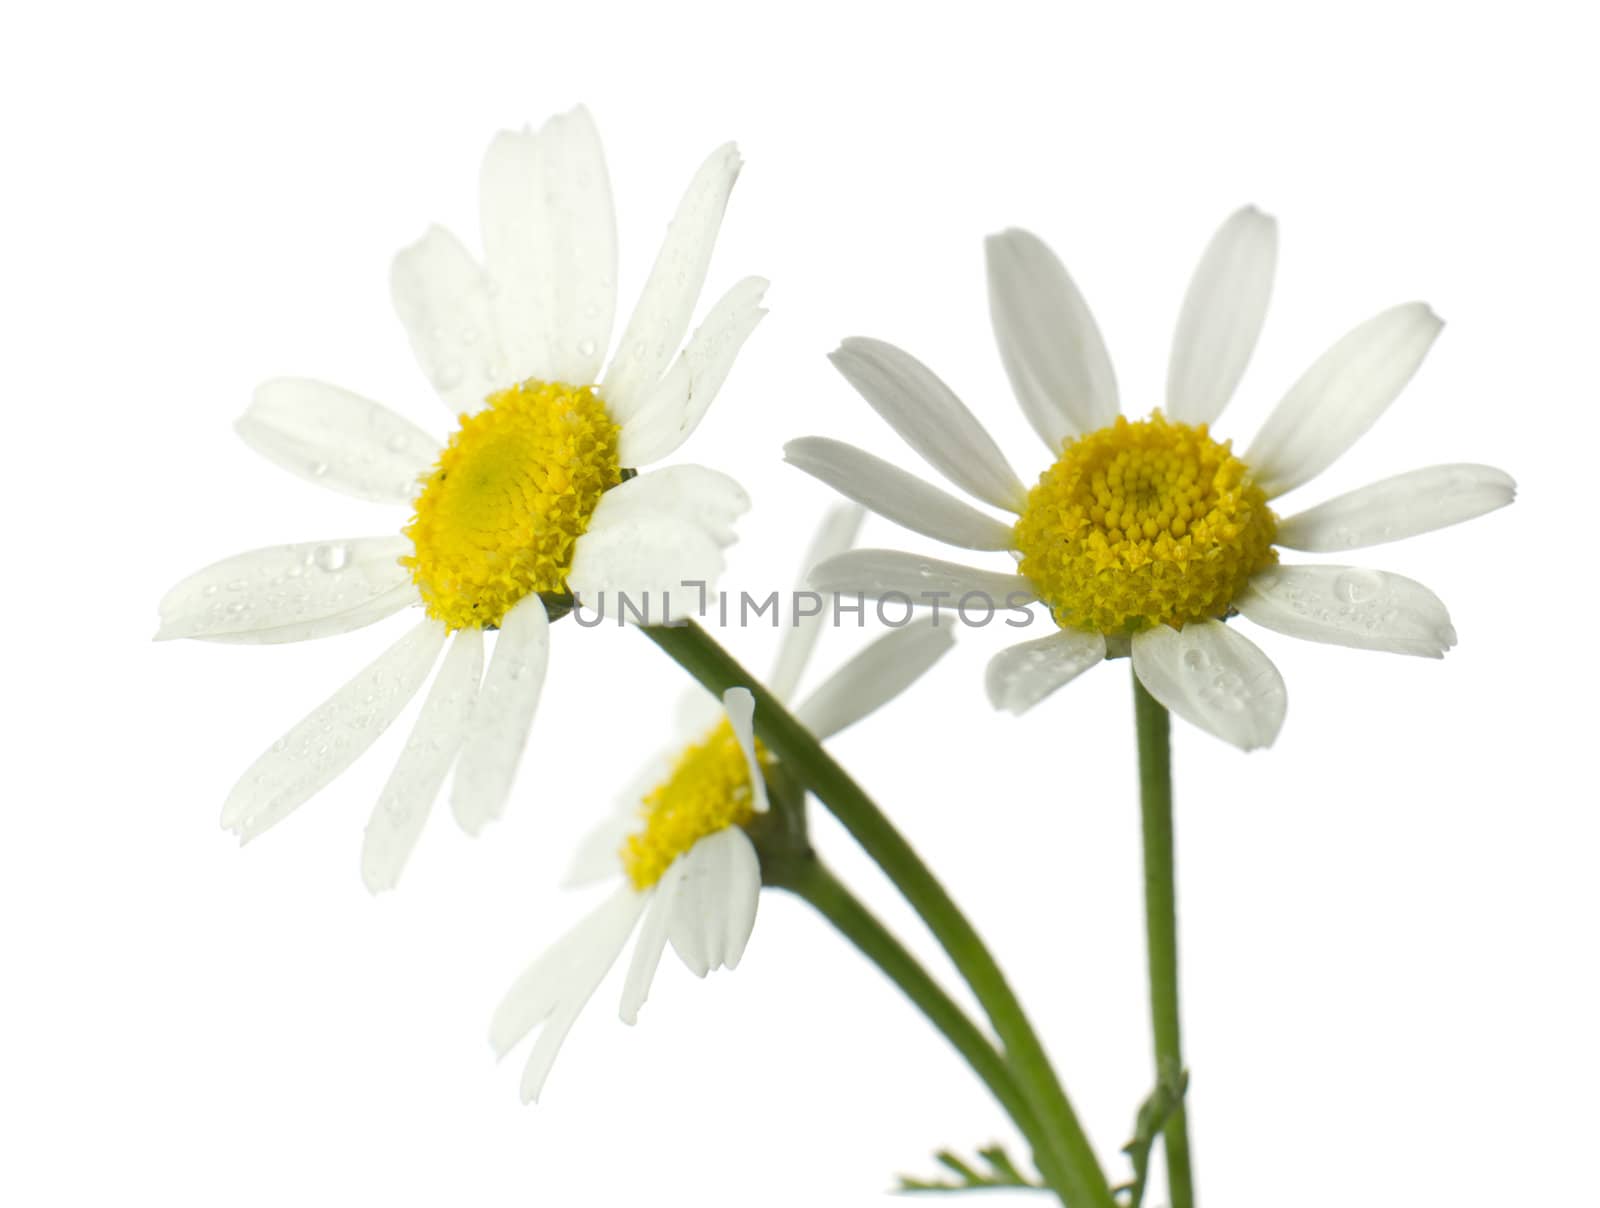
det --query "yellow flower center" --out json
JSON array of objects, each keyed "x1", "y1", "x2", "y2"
[
  {"x1": 402, "y1": 379, "x2": 622, "y2": 630},
  {"x1": 622, "y1": 720, "x2": 773, "y2": 891},
  {"x1": 1013, "y1": 414, "x2": 1278, "y2": 635}
]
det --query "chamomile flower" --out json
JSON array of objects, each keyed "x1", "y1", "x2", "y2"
[
  {"x1": 792, "y1": 209, "x2": 1513, "y2": 751},
  {"x1": 489, "y1": 508, "x2": 954, "y2": 1101},
  {"x1": 156, "y1": 108, "x2": 766, "y2": 887}
]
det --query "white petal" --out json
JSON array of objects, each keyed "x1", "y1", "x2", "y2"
[
  {"x1": 1276, "y1": 464, "x2": 1515, "y2": 552},
  {"x1": 562, "y1": 812, "x2": 638, "y2": 889},
  {"x1": 809, "y1": 549, "x2": 1036, "y2": 608},
  {"x1": 794, "y1": 618, "x2": 956, "y2": 740},
  {"x1": 1235, "y1": 564, "x2": 1457, "y2": 658},
  {"x1": 1246, "y1": 303, "x2": 1444, "y2": 497},
  {"x1": 199, "y1": 588, "x2": 417, "y2": 646},
  {"x1": 156, "y1": 537, "x2": 414, "y2": 643},
  {"x1": 668, "y1": 828, "x2": 761, "y2": 977},
  {"x1": 391, "y1": 226, "x2": 513, "y2": 413},
  {"x1": 784, "y1": 437, "x2": 1017, "y2": 551},
  {"x1": 562, "y1": 748, "x2": 676, "y2": 889},
  {"x1": 221, "y1": 619, "x2": 447, "y2": 841},
  {"x1": 479, "y1": 108, "x2": 617, "y2": 387},
  {"x1": 478, "y1": 129, "x2": 552, "y2": 384},
  {"x1": 986, "y1": 228, "x2": 1119, "y2": 447},
  {"x1": 236, "y1": 379, "x2": 439, "y2": 502},
  {"x1": 568, "y1": 517, "x2": 728, "y2": 625},
  {"x1": 603, "y1": 143, "x2": 742, "y2": 417},
  {"x1": 451, "y1": 595, "x2": 550, "y2": 835},
  {"x1": 675, "y1": 686, "x2": 726, "y2": 736},
  {"x1": 829, "y1": 337, "x2": 1027, "y2": 513},
  {"x1": 583, "y1": 464, "x2": 749, "y2": 547},
  {"x1": 489, "y1": 888, "x2": 637, "y2": 1056},
  {"x1": 1166, "y1": 207, "x2": 1278, "y2": 427},
  {"x1": 619, "y1": 873, "x2": 682, "y2": 1025},
  {"x1": 616, "y1": 276, "x2": 767, "y2": 461},
  {"x1": 768, "y1": 505, "x2": 865, "y2": 701},
  {"x1": 985, "y1": 629, "x2": 1107, "y2": 715},
  {"x1": 489, "y1": 886, "x2": 644, "y2": 1103},
  {"x1": 360, "y1": 627, "x2": 484, "y2": 893},
  {"x1": 721, "y1": 687, "x2": 768, "y2": 814},
  {"x1": 1131, "y1": 620, "x2": 1286, "y2": 751}
]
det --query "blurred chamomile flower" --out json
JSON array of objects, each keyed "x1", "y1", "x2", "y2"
[
  {"x1": 489, "y1": 508, "x2": 954, "y2": 1101},
  {"x1": 793, "y1": 209, "x2": 1512, "y2": 750},
  {"x1": 156, "y1": 108, "x2": 765, "y2": 886}
]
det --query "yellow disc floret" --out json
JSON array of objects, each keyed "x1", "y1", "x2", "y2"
[
  {"x1": 402, "y1": 380, "x2": 622, "y2": 630},
  {"x1": 1013, "y1": 414, "x2": 1278, "y2": 635},
  {"x1": 622, "y1": 720, "x2": 773, "y2": 891}
]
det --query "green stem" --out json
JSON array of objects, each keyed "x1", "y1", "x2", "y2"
[
  {"x1": 1133, "y1": 671, "x2": 1194, "y2": 1208},
  {"x1": 643, "y1": 621, "x2": 1114, "y2": 1208},
  {"x1": 767, "y1": 854, "x2": 1055, "y2": 1190}
]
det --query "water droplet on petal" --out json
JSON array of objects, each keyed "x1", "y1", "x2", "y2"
[
  {"x1": 314, "y1": 543, "x2": 350, "y2": 572},
  {"x1": 1334, "y1": 570, "x2": 1384, "y2": 604}
]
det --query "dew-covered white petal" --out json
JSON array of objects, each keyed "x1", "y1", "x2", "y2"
[
  {"x1": 479, "y1": 108, "x2": 617, "y2": 387},
  {"x1": 985, "y1": 629, "x2": 1107, "y2": 716},
  {"x1": 616, "y1": 276, "x2": 767, "y2": 462},
  {"x1": 784, "y1": 437, "x2": 1017, "y2": 551},
  {"x1": 619, "y1": 869, "x2": 683, "y2": 1026},
  {"x1": 1132, "y1": 620, "x2": 1286, "y2": 752},
  {"x1": 1167, "y1": 207, "x2": 1278, "y2": 427},
  {"x1": 478, "y1": 130, "x2": 553, "y2": 383},
  {"x1": 794, "y1": 618, "x2": 956, "y2": 740},
  {"x1": 1275, "y1": 464, "x2": 1515, "y2": 552},
  {"x1": 451, "y1": 594, "x2": 550, "y2": 835},
  {"x1": 568, "y1": 516, "x2": 729, "y2": 624},
  {"x1": 809, "y1": 549, "x2": 1036, "y2": 608},
  {"x1": 668, "y1": 827, "x2": 761, "y2": 977},
  {"x1": 360, "y1": 627, "x2": 484, "y2": 893},
  {"x1": 156, "y1": 537, "x2": 414, "y2": 644},
  {"x1": 986, "y1": 228, "x2": 1119, "y2": 447},
  {"x1": 583, "y1": 464, "x2": 750, "y2": 548},
  {"x1": 1235, "y1": 565, "x2": 1456, "y2": 658},
  {"x1": 768, "y1": 505, "x2": 865, "y2": 701},
  {"x1": 236, "y1": 378, "x2": 439, "y2": 502},
  {"x1": 828, "y1": 337, "x2": 1027, "y2": 513},
  {"x1": 391, "y1": 226, "x2": 510, "y2": 413},
  {"x1": 603, "y1": 143, "x2": 742, "y2": 418},
  {"x1": 490, "y1": 886, "x2": 645, "y2": 1103},
  {"x1": 221, "y1": 619, "x2": 447, "y2": 841},
  {"x1": 721, "y1": 687, "x2": 768, "y2": 814},
  {"x1": 1247, "y1": 303, "x2": 1444, "y2": 497},
  {"x1": 199, "y1": 586, "x2": 418, "y2": 646}
]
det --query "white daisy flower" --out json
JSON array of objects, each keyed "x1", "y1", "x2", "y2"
[
  {"x1": 156, "y1": 108, "x2": 766, "y2": 888},
  {"x1": 490, "y1": 508, "x2": 954, "y2": 1101},
  {"x1": 791, "y1": 209, "x2": 1514, "y2": 751}
]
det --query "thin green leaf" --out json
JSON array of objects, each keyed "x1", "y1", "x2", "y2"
[
  {"x1": 1115, "y1": 1069, "x2": 1189, "y2": 1208},
  {"x1": 897, "y1": 1144, "x2": 1047, "y2": 1193}
]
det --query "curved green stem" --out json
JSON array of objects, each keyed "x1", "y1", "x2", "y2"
[
  {"x1": 643, "y1": 621, "x2": 1114, "y2": 1208},
  {"x1": 1133, "y1": 672, "x2": 1194, "y2": 1208},
  {"x1": 766, "y1": 854, "x2": 1055, "y2": 1190}
]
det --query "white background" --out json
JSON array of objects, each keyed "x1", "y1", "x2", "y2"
[{"x1": 3, "y1": 2, "x2": 1596, "y2": 1205}]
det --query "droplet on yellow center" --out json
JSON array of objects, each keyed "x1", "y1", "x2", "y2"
[
  {"x1": 402, "y1": 379, "x2": 622, "y2": 630},
  {"x1": 622, "y1": 720, "x2": 772, "y2": 891},
  {"x1": 1013, "y1": 414, "x2": 1278, "y2": 635}
]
